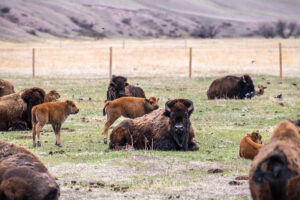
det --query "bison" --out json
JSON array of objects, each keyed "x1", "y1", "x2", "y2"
[
  {"x1": 102, "y1": 96, "x2": 159, "y2": 144},
  {"x1": 0, "y1": 87, "x2": 45, "y2": 131},
  {"x1": 32, "y1": 100, "x2": 79, "y2": 147},
  {"x1": 249, "y1": 120, "x2": 300, "y2": 200},
  {"x1": 45, "y1": 90, "x2": 61, "y2": 102},
  {"x1": 0, "y1": 79, "x2": 15, "y2": 97},
  {"x1": 255, "y1": 85, "x2": 267, "y2": 96},
  {"x1": 106, "y1": 75, "x2": 145, "y2": 101},
  {"x1": 207, "y1": 74, "x2": 255, "y2": 99},
  {"x1": 0, "y1": 141, "x2": 60, "y2": 200},
  {"x1": 239, "y1": 131, "x2": 263, "y2": 160},
  {"x1": 109, "y1": 98, "x2": 199, "y2": 151}
]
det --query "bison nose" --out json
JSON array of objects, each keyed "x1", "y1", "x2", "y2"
[
  {"x1": 154, "y1": 105, "x2": 159, "y2": 109},
  {"x1": 175, "y1": 124, "x2": 184, "y2": 133},
  {"x1": 75, "y1": 109, "x2": 79, "y2": 114}
]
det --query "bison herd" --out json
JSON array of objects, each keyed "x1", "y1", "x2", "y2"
[{"x1": 0, "y1": 74, "x2": 299, "y2": 200}]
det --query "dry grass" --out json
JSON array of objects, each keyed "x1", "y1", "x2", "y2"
[{"x1": 1, "y1": 39, "x2": 300, "y2": 78}]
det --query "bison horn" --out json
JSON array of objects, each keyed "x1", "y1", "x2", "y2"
[
  {"x1": 165, "y1": 100, "x2": 171, "y2": 113},
  {"x1": 242, "y1": 75, "x2": 246, "y2": 83}
]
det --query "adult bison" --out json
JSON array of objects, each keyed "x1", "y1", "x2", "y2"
[
  {"x1": 0, "y1": 141, "x2": 60, "y2": 200},
  {"x1": 0, "y1": 87, "x2": 45, "y2": 131},
  {"x1": 0, "y1": 79, "x2": 15, "y2": 97},
  {"x1": 109, "y1": 99, "x2": 199, "y2": 151},
  {"x1": 249, "y1": 120, "x2": 300, "y2": 200},
  {"x1": 106, "y1": 75, "x2": 145, "y2": 101},
  {"x1": 207, "y1": 74, "x2": 255, "y2": 99}
]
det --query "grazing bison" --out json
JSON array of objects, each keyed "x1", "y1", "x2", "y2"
[
  {"x1": 249, "y1": 120, "x2": 300, "y2": 200},
  {"x1": 109, "y1": 99, "x2": 199, "y2": 151},
  {"x1": 102, "y1": 96, "x2": 159, "y2": 144},
  {"x1": 0, "y1": 79, "x2": 15, "y2": 97},
  {"x1": 255, "y1": 85, "x2": 267, "y2": 96},
  {"x1": 0, "y1": 87, "x2": 45, "y2": 131},
  {"x1": 207, "y1": 74, "x2": 255, "y2": 99},
  {"x1": 32, "y1": 100, "x2": 79, "y2": 147},
  {"x1": 0, "y1": 141, "x2": 60, "y2": 200},
  {"x1": 45, "y1": 90, "x2": 61, "y2": 102},
  {"x1": 106, "y1": 75, "x2": 145, "y2": 101},
  {"x1": 239, "y1": 131, "x2": 263, "y2": 160}
]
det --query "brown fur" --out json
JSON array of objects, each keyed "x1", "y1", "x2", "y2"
[
  {"x1": 249, "y1": 120, "x2": 300, "y2": 200},
  {"x1": 207, "y1": 74, "x2": 255, "y2": 99},
  {"x1": 102, "y1": 96, "x2": 159, "y2": 144},
  {"x1": 45, "y1": 90, "x2": 61, "y2": 102},
  {"x1": 255, "y1": 85, "x2": 267, "y2": 96},
  {"x1": 0, "y1": 79, "x2": 15, "y2": 97},
  {"x1": 32, "y1": 100, "x2": 79, "y2": 147},
  {"x1": 109, "y1": 99, "x2": 199, "y2": 151},
  {"x1": 0, "y1": 141, "x2": 60, "y2": 200},
  {"x1": 239, "y1": 131, "x2": 263, "y2": 159}
]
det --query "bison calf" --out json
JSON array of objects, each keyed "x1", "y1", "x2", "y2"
[
  {"x1": 255, "y1": 85, "x2": 267, "y2": 96},
  {"x1": 32, "y1": 100, "x2": 79, "y2": 147},
  {"x1": 239, "y1": 131, "x2": 263, "y2": 160},
  {"x1": 0, "y1": 141, "x2": 60, "y2": 200},
  {"x1": 102, "y1": 96, "x2": 159, "y2": 144},
  {"x1": 249, "y1": 120, "x2": 300, "y2": 200},
  {"x1": 45, "y1": 90, "x2": 61, "y2": 102}
]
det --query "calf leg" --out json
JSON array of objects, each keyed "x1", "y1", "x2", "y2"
[
  {"x1": 35, "y1": 123, "x2": 44, "y2": 147},
  {"x1": 52, "y1": 124, "x2": 62, "y2": 147},
  {"x1": 32, "y1": 122, "x2": 37, "y2": 147},
  {"x1": 103, "y1": 113, "x2": 120, "y2": 144}
]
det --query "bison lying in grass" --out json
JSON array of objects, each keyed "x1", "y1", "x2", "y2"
[
  {"x1": 239, "y1": 131, "x2": 263, "y2": 160},
  {"x1": 0, "y1": 79, "x2": 15, "y2": 98},
  {"x1": 0, "y1": 141, "x2": 60, "y2": 200},
  {"x1": 106, "y1": 75, "x2": 145, "y2": 101},
  {"x1": 109, "y1": 99, "x2": 199, "y2": 151},
  {"x1": 103, "y1": 96, "x2": 159, "y2": 144},
  {"x1": 249, "y1": 120, "x2": 300, "y2": 200},
  {"x1": 0, "y1": 87, "x2": 45, "y2": 131},
  {"x1": 45, "y1": 90, "x2": 61, "y2": 102},
  {"x1": 207, "y1": 74, "x2": 255, "y2": 99}
]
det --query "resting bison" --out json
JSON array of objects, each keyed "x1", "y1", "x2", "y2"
[
  {"x1": 0, "y1": 79, "x2": 15, "y2": 97},
  {"x1": 249, "y1": 120, "x2": 300, "y2": 200},
  {"x1": 255, "y1": 85, "x2": 267, "y2": 96},
  {"x1": 109, "y1": 99, "x2": 199, "y2": 151},
  {"x1": 45, "y1": 90, "x2": 61, "y2": 102},
  {"x1": 0, "y1": 141, "x2": 60, "y2": 200},
  {"x1": 102, "y1": 96, "x2": 159, "y2": 144},
  {"x1": 32, "y1": 100, "x2": 79, "y2": 147},
  {"x1": 239, "y1": 131, "x2": 263, "y2": 160},
  {"x1": 106, "y1": 75, "x2": 145, "y2": 101},
  {"x1": 207, "y1": 74, "x2": 255, "y2": 99},
  {"x1": 0, "y1": 87, "x2": 45, "y2": 131}
]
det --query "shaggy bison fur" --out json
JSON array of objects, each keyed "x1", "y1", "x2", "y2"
[
  {"x1": 106, "y1": 75, "x2": 145, "y2": 101},
  {"x1": 249, "y1": 120, "x2": 300, "y2": 200},
  {"x1": 0, "y1": 79, "x2": 15, "y2": 97},
  {"x1": 45, "y1": 90, "x2": 61, "y2": 102},
  {"x1": 102, "y1": 96, "x2": 159, "y2": 144},
  {"x1": 207, "y1": 74, "x2": 255, "y2": 99},
  {"x1": 32, "y1": 100, "x2": 79, "y2": 147},
  {"x1": 0, "y1": 87, "x2": 45, "y2": 131},
  {"x1": 0, "y1": 141, "x2": 60, "y2": 200},
  {"x1": 109, "y1": 99, "x2": 199, "y2": 151},
  {"x1": 239, "y1": 131, "x2": 263, "y2": 160}
]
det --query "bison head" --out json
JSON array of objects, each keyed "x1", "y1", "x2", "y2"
[
  {"x1": 144, "y1": 97, "x2": 159, "y2": 112},
  {"x1": 163, "y1": 99, "x2": 194, "y2": 150},
  {"x1": 48, "y1": 90, "x2": 61, "y2": 101},
  {"x1": 66, "y1": 100, "x2": 79, "y2": 115},
  {"x1": 248, "y1": 131, "x2": 262, "y2": 144},
  {"x1": 239, "y1": 75, "x2": 255, "y2": 99},
  {"x1": 108, "y1": 75, "x2": 128, "y2": 100}
]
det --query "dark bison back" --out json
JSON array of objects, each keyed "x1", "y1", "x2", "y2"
[
  {"x1": 207, "y1": 75, "x2": 254, "y2": 99},
  {"x1": 126, "y1": 84, "x2": 145, "y2": 98}
]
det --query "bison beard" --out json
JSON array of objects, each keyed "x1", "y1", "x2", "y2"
[
  {"x1": 109, "y1": 99, "x2": 199, "y2": 151},
  {"x1": 249, "y1": 120, "x2": 300, "y2": 200}
]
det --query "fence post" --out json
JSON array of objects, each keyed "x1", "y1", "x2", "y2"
[
  {"x1": 189, "y1": 47, "x2": 192, "y2": 79},
  {"x1": 109, "y1": 47, "x2": 112, "y2": 79},
  {"x1": 32, "y1": 48, "x2": 35, "y2": 79},
  {"x1": 279, "y1": 42, "x2": 282, "y2": 79},
  {"x1": 122, "y1": 39, "x2": 125, "y2": 48}
]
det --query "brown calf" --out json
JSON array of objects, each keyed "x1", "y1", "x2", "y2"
[
  {"x1": 239, "y1": 131, "x2": 263, "y2": 160},
  {"x1": 32, "y1": 100, "x2": 79, "y2": 147},
  {"x1": 255, "y1": 85, "x2": 267, "y2": 96},
  {"x1": 102, "y1": 96, "x2": 159, "y2": 144},
  {"x1": 45, "y1": 90, "x2": 61, "y2": 102}
]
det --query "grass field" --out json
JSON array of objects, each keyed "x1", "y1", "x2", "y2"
[{"x1": 1, "y1": 74, "x2": 300, "y2": 199}]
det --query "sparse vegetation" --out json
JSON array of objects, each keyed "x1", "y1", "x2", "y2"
[
  {"x1": 191, "y1": 25, "x2": 219, "y2": 38},
  {"x1": 257, "y1": 21, "x2": 300, "y2": 38}
]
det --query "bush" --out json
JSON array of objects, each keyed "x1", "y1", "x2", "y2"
[{"x1": 191, "y1": 25, "x2": 219, "y2": 38}]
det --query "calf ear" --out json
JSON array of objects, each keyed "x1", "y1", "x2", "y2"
[
  {"x1": 163, "y1": 100, "x2": 171, "y2": 117},
  {"x1": 157, "y1": 98, "x2": 159, "y2": 102},
  {"x1": 145, "y1": 98, "x2": 150, "y2": 103}
]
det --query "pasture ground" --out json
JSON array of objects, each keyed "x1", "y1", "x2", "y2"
[{"x1": 1, "y1": 74, "x2": 300, "y2": 199}]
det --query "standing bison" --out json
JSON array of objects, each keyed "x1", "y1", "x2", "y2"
[
  {"x1": 207, "y1": 74, "x2": 255, "y2": 99},
  {"x1": 106, "y1": 75, "x2": 145, "y2": 101},
  {"x1": 109, "y1": 99, "x2": 199, "y2": 151},
  {"x1": 0, "y1": 141, "x2": 60, "y2": 200},
  {"x1": 0, "y1": 79, "x2": 15, "y2": 97},
  {"x1": 249, "y1": 120, "x2": 300, "y2": 200},
  {"x1": 0, "y1": 87, "x2": 45, "y2": 131}
]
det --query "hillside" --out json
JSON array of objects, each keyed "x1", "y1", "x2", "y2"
[{"x1": 1, "y1": 0, "x2": 300, "y2": 41}]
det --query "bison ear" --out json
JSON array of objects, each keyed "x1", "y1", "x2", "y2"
[
  {"x1": 125, "y1": 82, "x2": 129, "y2": 86},
  {"x1": 157, "y1": 98, "x2": 159, "y2": 102},
  {"x1": 185, "y1": 99, "x2": 194, "y2": 116},
  {"x1": 111, "y1": 75, "x2": 116, "y2": 79},
  {"x1": 163, "y1": 100, "x2": 171, "y2": 117},
  {"x1": 145, "y1": 98, "x2": 150, "y2": 103},
  {"x1": 110, "y1": 82, "x2": 116, "y2": 87}
]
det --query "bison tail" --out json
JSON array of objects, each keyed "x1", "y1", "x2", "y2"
[
  {"x1": 32, "y1": 107, "x2": 37, "y2": 124},
  {"x1": 0, "y1": 177, "x2": 29, "y2": 200},
  {"x1": 103, "y1": 102, "x2": 109, "y2": 116}
]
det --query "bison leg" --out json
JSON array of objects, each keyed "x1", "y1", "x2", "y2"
[
  {"x1": 35, "y1": 123, "x2": 44, "y2": 147},
  {"x1": 153, "y1": 139, "x2": 177, "y2": 151},
  {"x1": 188, "y1": 140, "x2": 199, "y2": 151},
  {"x1": 32, "y1": 121, "x2": 37, "y2": 147},
  {"x1": 103, "y1": 114, "x2": 119, "y2": 144},
  {"x1": 52, "y1": 124, "x2": 62, "y2": 147}
]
